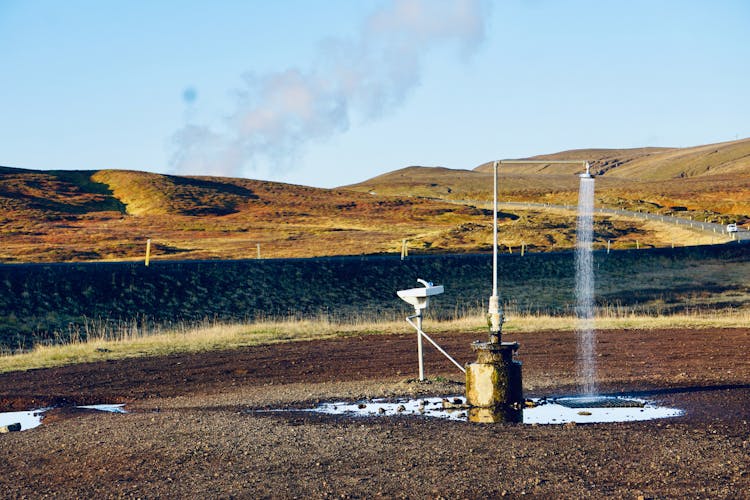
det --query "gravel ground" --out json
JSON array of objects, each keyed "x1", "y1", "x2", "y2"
[{"x1": 1, "y1": 328, "x2": 749, "y2": 498}]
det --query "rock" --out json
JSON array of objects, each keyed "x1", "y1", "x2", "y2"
[
  {"x1": 0, "y1": 422, "x2": 22, "y2": 433},
  {"x1": 441, "y1": 399, "x2": 469, "y2": 410}
]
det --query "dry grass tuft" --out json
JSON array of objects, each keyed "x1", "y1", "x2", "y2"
[{"x1": 1, "y1": 308, "x2": 747, "y2": 374}]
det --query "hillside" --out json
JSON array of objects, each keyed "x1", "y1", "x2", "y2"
[
  {"x1": 0, "y1": 166, "x2": 494, "y2": 262},
  {"x1": 1, "y1": 137, "x2": 748, "y2": 263},
  {"x1": 470, "y1": 138, "x2": 750, "y2": 179},
  {"x1": 347, "y1": 138, "x2": 750, "y2": 221}
]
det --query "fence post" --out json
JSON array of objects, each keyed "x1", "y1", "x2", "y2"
[
  {"x1": 607, "y1": 239, "x2": 611, "y2": 254},
  {"x1": 257, "y1": 243, "x2": 261, "y2": 259},
  {"x1": 145, "y1": 239, "x2": 151, "y2": 267}
]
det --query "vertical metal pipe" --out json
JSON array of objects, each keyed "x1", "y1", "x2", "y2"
[
  {"x1": 493, "y1": 161, "x2": 498, "y2": 298},
  {"x1": 416, "y1": 312, "x2": 425, "y2": 381},
  {"x1": 488, "y1": 161, "x2": 501, "y2": 342}
]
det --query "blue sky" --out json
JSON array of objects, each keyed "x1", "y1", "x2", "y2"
[{"x1": 1, "y1": 0, "x2": 748, "y2": 188}]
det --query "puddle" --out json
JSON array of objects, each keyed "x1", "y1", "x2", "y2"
[
  {"x1": 0, "y1": 404, "x2": 127, "y2": 432},
  {"x1": 300, "y1": 395, "x2": 683, "y2": 425},
  {"x1": 76, "y1": 404, "x2": 127, "y2": 414},
  {"x1": 0, "y1": 409, "x2": 49, "y2": 432},
  {"x1": 523, "y1": 396, "x2": 683, "y2": 424}
]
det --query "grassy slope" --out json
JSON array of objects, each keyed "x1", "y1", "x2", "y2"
[
  {"x1": 471, "y1": 138, "x2": 750, "y2": 179},
  {"x1": 0, "y1": 167, "x2": 491, "y2": 262},
  {"x1": 346, "y1": 138, "x2": 750, "y2": 221},
  {"x1": 1, "y1": 137, "x2": 748, "y2": 263}
]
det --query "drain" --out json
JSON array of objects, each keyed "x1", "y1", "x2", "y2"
[{"x1": 554, "y1": 396, "x2": 645, "y2": 409}]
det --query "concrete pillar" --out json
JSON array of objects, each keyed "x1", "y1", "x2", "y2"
[{"x1": 465, "y1": 341, "x2": 523, "y2": 423}]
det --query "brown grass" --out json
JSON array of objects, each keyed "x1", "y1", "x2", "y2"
[
  {"x1": 1, "y1": 137, "x2": 748, "y2": 263},
  {"x1": 346, "y1": 138, "x2": 750, "y2": 227},
  {"x1": 2, "y1": 307, "x2": 748, "y2": 374}
]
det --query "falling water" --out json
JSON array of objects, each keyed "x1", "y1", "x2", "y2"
[{"x1": 575, "y1": 175, "x2": 597, "y2": 395}]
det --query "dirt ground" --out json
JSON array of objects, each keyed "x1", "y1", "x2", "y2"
[{"x1": 1, "y1": 328, "x2": 749, "y2": 498}]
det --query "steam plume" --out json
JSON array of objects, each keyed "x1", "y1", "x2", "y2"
[{"x1": 170, "y1": 0, "x2": 489, "y2": 177}]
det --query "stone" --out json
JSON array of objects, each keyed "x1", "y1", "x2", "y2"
[{"x1": 0, "y1": 422, "x2": 22, "y2": 433}]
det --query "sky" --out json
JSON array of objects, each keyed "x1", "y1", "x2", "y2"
[{"x1": 1, "y1": 0, "x2": 749, "y2": 188}]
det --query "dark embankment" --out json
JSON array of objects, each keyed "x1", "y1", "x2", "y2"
[{"x1": 1, "y1": 244, "x2": 748, "y2": 350}]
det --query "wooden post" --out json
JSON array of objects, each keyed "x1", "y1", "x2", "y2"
[
  {"x1": 145, "y1": 239, "x2": 151, "y2": 267},
  {"x1": 521, "y1": 243, "x2": 525, "y2": 257},
  {"x1": 636, "y1": 240, "x2": 640, "y2": 250},
  {"x1": 607, "y1": 239, "x2": 611, "y2": 254},
  {"x1": 257, "y1": 243, "x2": 261, "y2": 259},
  {"x1": 508, "y1": 246, "x2": 512, "y2": 254}
]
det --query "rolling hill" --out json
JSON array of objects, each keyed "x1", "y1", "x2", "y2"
[
  {"x1": 469, "y1": 138, "x2": 750, "y2": 179},
  {"x1": 0, "y1": 166, "x2": 493, "y2": 262},
  {"x1": 1, "y1": 137, "x2": 748, "y2": 263},
  {"x1": 346, "y1": 137, "x2": 750, "y2": 218}
]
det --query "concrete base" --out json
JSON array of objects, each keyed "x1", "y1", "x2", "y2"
[{"x1": 465, "y1": 341, "x2": 523, "y2": 423}]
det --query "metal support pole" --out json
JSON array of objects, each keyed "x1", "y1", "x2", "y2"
[
  {"x1": 416, "y1": 313, "x2": 425, "y2": 381},
  {"x1": 420, "y1": 329, "x2": 466, "y2": 374},
  {"x1": 489, "y1": 160, "x2": 501, "y2": 343},
  {"x1": 492, "y1": 161, "x2": 498, "y2": 298},
  {"x1": 406, "y1": 313, "x2": 466, "y2": 378}
]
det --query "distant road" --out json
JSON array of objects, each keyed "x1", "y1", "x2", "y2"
[{"x1": 443, "y1": 199, "x2": 750, "y2": 243}]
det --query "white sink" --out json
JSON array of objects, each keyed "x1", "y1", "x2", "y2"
[{"x1": 397, "y1": 280, "x2": 444, "y2": 310}]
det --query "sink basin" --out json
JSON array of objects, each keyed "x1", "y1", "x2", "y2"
[{"x1": 397, "y1": 281, "x2": 444, "y2": 310}]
